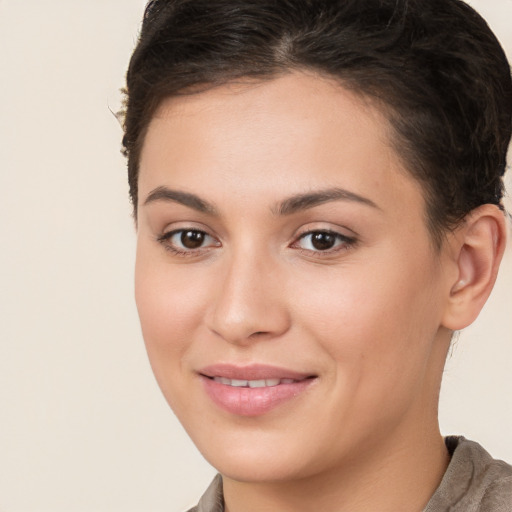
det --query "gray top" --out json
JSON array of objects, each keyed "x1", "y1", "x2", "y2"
[
  {"x1": 424, "y1": 437, "x2": 512, "y2": 511},
  {"x1": 187, "y1": 437, "x2": 512, "y2": 511}
]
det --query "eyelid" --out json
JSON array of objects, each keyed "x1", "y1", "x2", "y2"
[{"x1": 293, "y1": 220, "x2": 358, "y2": 238}]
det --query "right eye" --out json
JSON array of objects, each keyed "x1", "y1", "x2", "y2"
[{"x1": 157, "y1": 229, "x2": 220, "y2": 255}]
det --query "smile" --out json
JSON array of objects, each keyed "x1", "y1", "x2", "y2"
[{"x1": 199, "y1": 364, "x2": 317, "y2": 416}]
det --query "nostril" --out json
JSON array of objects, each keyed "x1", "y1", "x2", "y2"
[{"x1": 249, "y1": 331, "x2": 268, "y2": 338}]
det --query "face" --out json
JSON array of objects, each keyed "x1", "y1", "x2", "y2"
[{"x1": 135, "y1": 72, "x2": 453, "y2": 483}]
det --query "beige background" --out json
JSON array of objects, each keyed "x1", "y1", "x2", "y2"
[{"x1": 0, "y1": 1, "x2": 510, "y2": 511}]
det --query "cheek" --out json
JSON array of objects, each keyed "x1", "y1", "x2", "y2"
[
  {"x1": 134, "y1": 246, "x2": 210, "y2": 387},
  {"x1": 294, "y1": 250, "x2": 442, "y2": 386}
]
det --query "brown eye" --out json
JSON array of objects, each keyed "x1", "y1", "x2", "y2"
[
  {"x1": 310, "y1": 232, "x2": 336, "y2": 251},
  {"x1": 158, "y1": 228, "x2": 220, "y2": 254},
  {"x1": 181, "y1": 230, "x2": 206, "y2": 249},
  {"x1": 295, "y1": 230, "x2": 355, "y2": 253}
]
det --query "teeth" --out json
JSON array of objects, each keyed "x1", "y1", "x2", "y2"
[
  {"x1": 248, "y1": 380, "x2": 266, "y2": 388},
  {"x1": 212, "y1": 377, "x2": 296, "y2": 387}
]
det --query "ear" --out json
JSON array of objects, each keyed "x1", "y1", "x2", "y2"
[{"x1": 441, "y1": 204, "x2": 508, "y2": 331}]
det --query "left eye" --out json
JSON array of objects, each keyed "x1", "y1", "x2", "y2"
[{"x1": 295, "y1": 231, "x2": 353, "y2": 252}]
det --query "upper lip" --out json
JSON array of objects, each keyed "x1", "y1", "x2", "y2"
[{"x1": 198, "y1": 363, "x2": 315, "y2": 381}]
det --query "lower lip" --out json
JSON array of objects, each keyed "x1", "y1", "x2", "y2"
[{"x1": 201, "y1": 376, "x2": 315, "y2": 416}]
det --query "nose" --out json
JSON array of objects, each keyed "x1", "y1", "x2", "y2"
[{"x1": 205, "y1": 250, "x2": 291, "y2": 346}]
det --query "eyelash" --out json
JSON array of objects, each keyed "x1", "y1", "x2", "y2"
[{"x1": 156, "y1": 228, "x2": 357, "y2": 257}]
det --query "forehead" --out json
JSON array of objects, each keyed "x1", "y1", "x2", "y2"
[{"x1": 139, "y1": 72, "x2": 425, "y2": 224}]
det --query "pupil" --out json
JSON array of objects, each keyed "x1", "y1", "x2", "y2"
[
  {"x1": 181, "y1": 230, "x2": 205, "y2": 249},
  {"x1": 312, "y1": 232, "x2": 335, "y2": 250}
]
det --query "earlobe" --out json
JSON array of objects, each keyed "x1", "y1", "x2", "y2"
[{"x1": 442, "y1": 205, "x2": 508, "y2": 331}]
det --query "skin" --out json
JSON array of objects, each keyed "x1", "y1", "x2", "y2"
[{"x1": 134, "y1": 72, "x2": 506, "y2": 511}]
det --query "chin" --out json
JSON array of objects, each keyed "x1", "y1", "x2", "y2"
[
  {"x1": 188, "y1": 423, "x2": 334, "y2": 484},
  {"x1": 206, "y1": 452, "x2": 309, "y2": 483}
]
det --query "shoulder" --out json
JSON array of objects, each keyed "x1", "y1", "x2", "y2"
[
  {"x1": 474, "y1": 440, "x2": 512, "y2": 512},
  {"x1": 480, "y1": 475, "x2": 512, "y2": 512},
  {"x1": 425, "y1": 437, "x2": 512, "y2": 512}
]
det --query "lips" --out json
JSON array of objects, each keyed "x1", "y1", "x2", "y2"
[
  {"x1": 199, "y1": 364, "x2": 317, "y2": 416},
  {"x1": 199, "y1": 363, "x2": 313, "y2": 381}
]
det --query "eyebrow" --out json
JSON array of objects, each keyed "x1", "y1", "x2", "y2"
[
  {"x1": 143, "y1": 186, "x2": 218, "y2": 215},
  {"x1": 274, "y1": 187, "x2": 380, "y2": 215},
  {"x1": 143, "y1": 185, "x2": 379, "y2": 216}
]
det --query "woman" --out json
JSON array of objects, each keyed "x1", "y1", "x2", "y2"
[{"x1": 121, "y1": 0, "x2": 512, "y2": 510}]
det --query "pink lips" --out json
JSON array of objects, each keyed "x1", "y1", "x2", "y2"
[{"x1": 199, "y1": 364, "x2": 316, "y2": 417}]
